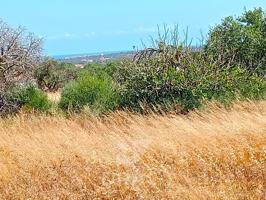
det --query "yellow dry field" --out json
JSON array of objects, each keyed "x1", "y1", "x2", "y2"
[{"x1": 0, "y1": 101, "x2": 265, "y2": 199}]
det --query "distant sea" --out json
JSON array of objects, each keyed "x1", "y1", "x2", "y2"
[{"x1": 53, "y1": 50, "x2": 132, "y2": 60}]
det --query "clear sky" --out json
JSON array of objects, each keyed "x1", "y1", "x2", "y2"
[{"x1": 0, "y1": 0, "x2": 265, "y2": 56}]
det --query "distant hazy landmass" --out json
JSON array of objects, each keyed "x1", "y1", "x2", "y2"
[
  {"x1": 53, "y1": 50, "x2": 135, "y2": 64},
  {"x1": 53, "y1": 47, "x2": 201, "y2": 65}
]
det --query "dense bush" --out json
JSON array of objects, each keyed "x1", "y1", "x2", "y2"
[
  {"x1": 2, "y1": 84, "x2": 51, "y2": 114},
  {"x1": 204, "y1": 8, "x2": 266, "y2": 74},
  {"x1": 34, "y1": 59, "x2": 78, "y2": 92},
  {"x1": 59, "y1": 70, "x2": 117, "y2": 114},
  {"x1": 114, "y1": 25, "x2": 265, "y2": 112}
]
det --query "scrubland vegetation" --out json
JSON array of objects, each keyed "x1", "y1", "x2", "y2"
[
  {"x1": 0, "y1": 7, "x2": 265, "y2": 199},
  {"x1": 1, "y1": 8, "x2": 265, "y2": 115}
]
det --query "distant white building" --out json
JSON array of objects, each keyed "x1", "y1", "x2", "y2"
[{"x1": 75, "y1": 64, "x2": 84, "y2": 68}]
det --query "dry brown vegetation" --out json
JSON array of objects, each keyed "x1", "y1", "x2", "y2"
[{"x1": 0, "y1": 100, "x2": 265, "y2": 199}]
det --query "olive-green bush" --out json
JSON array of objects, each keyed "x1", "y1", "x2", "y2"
[
  {"x1": 6, "y1": 84, "x2": 51, "y2": 113},
  {"x1": 82, "y1": 61, "x2": 119, "y2": 78},
  {"x1": 59, "y1": 70, "x2": 117, "y2": 114}
]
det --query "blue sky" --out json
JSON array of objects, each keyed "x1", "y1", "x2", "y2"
[{"x1": 0, "y1": 0, "x2": 265, "y2": 56}]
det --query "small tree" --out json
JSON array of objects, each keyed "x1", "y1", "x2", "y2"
[
  {"x1": 0, "y1": 19, "x2": 42, "y2": 115},
  {"x1": 34, "y1": 59, "x2": 78, "y2": 92},
  {"x1": 204, "y1": 8, "x2": 266, "y2": 74}
]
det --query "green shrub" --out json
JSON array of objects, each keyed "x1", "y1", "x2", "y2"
[
  {"x1": 59, "y1": 70, "x2": 117, "y2": 114},
  {"x1": 116, "y1": 57, "x2": 265, "y2": 112},
  {"x1": 193, "y1": 66, "x2": 266, "y2": 104},
  {"x1": 82, "y1": 63, "x2": 105, "y2": 75},
  {"x1": 7, "y1": 84, "x2": 51, "y2": 112},
  {"x1": 82, "y1": 61, "x2": 120, "y2": 78},
  {"x1": 104, "y1": 61, "x2": 120, "y2": 77}
]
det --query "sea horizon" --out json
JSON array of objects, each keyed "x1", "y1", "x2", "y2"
[{"x1": 52, "y1": 49, "x2": 134, "y2": 60}]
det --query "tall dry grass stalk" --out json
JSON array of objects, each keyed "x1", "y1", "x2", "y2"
[{"x1": 0, "y1": 100, "x2": 265, "y2": 199}]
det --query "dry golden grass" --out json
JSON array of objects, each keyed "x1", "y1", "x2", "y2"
[
  {"x1": 46, "y1": 91, "x2": 61, "y2": 103},
  {"x1": 0, "y1": 100, "x2": 265, "y2": 199}
]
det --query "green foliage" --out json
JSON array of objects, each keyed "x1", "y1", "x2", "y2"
[
  {"x1": 7, "y1": 84, "x2": 51, "y2": 112},
  {"x1": 82, "y1": 61, "x2": 119, "y2": 78},
  {"x1": 34, "y1": 59, "x2": 78, "y2": 92},
  {"x1": 104, "y1": 61, "x2": 120, "y2": 77},
  {"x1": 59, "y1": 70, "x2": 117, "y2": 114},
  {"x1": 204, "y1": 7, "x2": 266, "y2": 74},
  {"x1": 114, "y1": 24, "x2": 266, "y2": 112},
  {"x1": 82, "y1": 63, "x2": 105, "y2": 73}
]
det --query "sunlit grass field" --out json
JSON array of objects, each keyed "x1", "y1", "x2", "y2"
[{"x1": 0, "y1": 100, "x2": 265, "y2": 199}]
